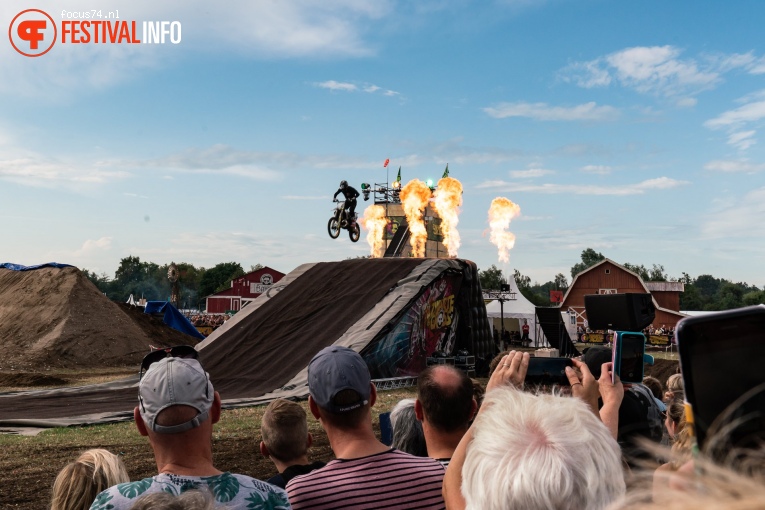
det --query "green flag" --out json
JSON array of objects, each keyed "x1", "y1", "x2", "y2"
[
  {"x1": 396, "y1": 167, "x2": 401, "y2": 182},
  {"x1": 442, "y1": 163, "x2": 449, "y2": 178}
]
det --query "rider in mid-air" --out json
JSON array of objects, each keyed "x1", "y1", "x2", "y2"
[{"x1": 333, "y1": 180, "x2": 360, "y2": 226}]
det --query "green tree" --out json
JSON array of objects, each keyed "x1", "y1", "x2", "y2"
[
  {"x1": 198, "y1": 262, "x2": 245, "y2": 298},
  {"x1": 716, "y1": 282, "x2": 744, "y2": 310},
  {"x1": 694, "y1": 275, "x2": 722, "y2": 300},
  {"x1": 679, "y1": 284, "x2": 704, "y2": 310},
  {"x1": 513, "y1": 269, "x2": 531, "y2": 291},
  {"x1": 623, "y1": 263, "x2": 649, "y2": 281},
  {"x1": 570, "y1": 248, "x2": 605, "y2": 279},
  {"x1": 479, "y1": 265, "x2": 506, "y2": 290},
  {"x1": 553, "y1": 273, "x2": 568, "y2": 290},
  {"x1": 742, "y1": 290, "x2": 765, "y2": 306},
  {"x1": 648, "y1": 264, "x2": 668, "y2": 282}
]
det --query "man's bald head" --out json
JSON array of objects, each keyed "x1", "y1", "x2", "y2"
[{"x1": 416, "y1": 365, "x2": 475, "y2": 432}]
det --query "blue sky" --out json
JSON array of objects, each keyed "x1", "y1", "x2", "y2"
[{"x1": 2, "y1": 0, "x2": 765, "y2": 287}]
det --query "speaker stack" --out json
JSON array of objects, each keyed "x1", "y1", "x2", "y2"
[{"x1": 584, "y1": 293, "x2": 656, "y2": 331}]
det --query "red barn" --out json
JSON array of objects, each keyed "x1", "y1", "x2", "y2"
[
  {"x1": 205, "y1": 266, "x2": 285, "y2": 313},
  {"x1": 560, "y1": 258, "x2": 686, "y2": 329}
]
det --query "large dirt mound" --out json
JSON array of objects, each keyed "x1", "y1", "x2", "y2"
[{"x1": 0, "y1": 267, "x2": 197, "y2": 370}]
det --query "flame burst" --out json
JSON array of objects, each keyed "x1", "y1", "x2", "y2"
[
  {"x1": 488, "y1": 197, "x2": 521, "y2": 263},
  {"x1": 361, "y1": 205, "x2": 388, "y2": 258},
  {"x1": 400, "y1": 179, "x2": 432, "y2": 257},
  {"x1": 432, "y1": 177, "x2": 463, "y2": 257}
]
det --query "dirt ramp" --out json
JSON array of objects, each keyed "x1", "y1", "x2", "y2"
[{"x1": 0, "y1": 266, "x2": 195, "y2": 370}]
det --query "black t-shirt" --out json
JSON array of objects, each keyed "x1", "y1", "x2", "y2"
[{"x1": 266, "y1": 461, "x2": 327, "y2": 489}]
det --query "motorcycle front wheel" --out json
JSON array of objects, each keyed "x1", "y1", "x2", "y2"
[
  {"x1": 328, "y1": 217, "x2": 341, "y2": 239},
  {"x1": 349, "y1": 222, "x2": 361, "y2": 242}
]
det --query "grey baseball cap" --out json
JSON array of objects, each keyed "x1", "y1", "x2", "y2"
[
  {"x1": 138, "y1": 357, "x2": 214, "y2": 434},
  {"x1": 308, "y1": 346, "x2": 371, "y2": 413}
]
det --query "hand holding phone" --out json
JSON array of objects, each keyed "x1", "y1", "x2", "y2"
[{"x1": 526, "y1": 357, "x2": 573, "y2": 386}]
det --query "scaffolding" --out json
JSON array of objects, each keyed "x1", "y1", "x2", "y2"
[{"x1": 372, "y1": 376, "x2": 418, "y2": 391}]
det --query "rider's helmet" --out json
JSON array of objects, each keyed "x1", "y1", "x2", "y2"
[{"x1": 339, "y1": 180, "x2": 348, "y2": 189}]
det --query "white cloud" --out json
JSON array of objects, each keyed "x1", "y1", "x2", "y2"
[
  {"x1": 676, "y1": 97, "x2": 697, "y2": 108},
  {"x1": 580, "y1": 165, "x2": 612, "y2": 175},
  {"x1": 392, "y1": 138, "x2": 524, "y2": 167},
  {"x1": 316, "y1": 80, "x2": 358, "y2": 92},
  {"x1": 560, "y1": 45, "x2": 746, "y2": 98},
  {"x1": 750, "y1": 56, "x2": 765, "y2": 74},
  {"x1": 509, "y1": 168, "x2": 554, "y2": 178},
  {"x1": 74, "y1": 237, "x2": 113, "y2": 256},
  {"x1": 702, "y1": 187, "x2": 765, "y2": 238},
  {"x1": 476, "y1": 176, "x2": 688, "y2": 195},
  {"x1": 704, "y1": 160, "x2": 765, "y2": 173},
  {"x1": 314, "y1": 80, "x2": 400, "y2": 97},
  {"x1": 0, "y1": 154, "x2": 131, "y2": 188},
  {"x1": 727, "y1": 131, "x2": 757, "y2": 151},
  {"x1": 483, "y1": 101, "x2": 619, "y2": 121},
  {"x1": 704, "y1": 100, "x2": 765, "y2": 129}
]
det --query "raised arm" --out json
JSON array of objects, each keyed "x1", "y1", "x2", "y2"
[{"x1": 443, "y1": 351, "x2": 529, "y2": 510}]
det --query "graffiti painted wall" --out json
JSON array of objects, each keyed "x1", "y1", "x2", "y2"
[{"x1": 363, "y1": 272, "x2": 463, "y2": 378}]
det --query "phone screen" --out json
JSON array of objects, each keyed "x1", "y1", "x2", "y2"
[
  {"x1": 677, "y1": 306, "x2": 765, "y2": 456},
  {"x1": 526, "y1": 357, "x2": 573, "y2": 386},
  {"x1": 619, "y1": 334, "x2": 645, "y2": 383},
  {"x1": 612, "y1": 332, "x2": 645, "y2": 383}
]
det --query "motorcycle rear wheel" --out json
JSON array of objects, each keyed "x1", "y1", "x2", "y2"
[
  {"x1": 349, "y1": 222, "x2": 361, "y2": 242},
  {"x1": 328, "y1": 217, "x2": 341, "y2": 239}
]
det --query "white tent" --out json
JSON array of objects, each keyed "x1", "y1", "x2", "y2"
[{"x1": 484, "y1": 275, "x2": 542, "y2": 344}]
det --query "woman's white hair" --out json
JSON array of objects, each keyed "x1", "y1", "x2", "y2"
[
  {"x1": 462, "y1": 386, "x2": 625, "y2": 510},
  {"x1": 390, "y1": 398, "x2": 427, "y2": 457}
]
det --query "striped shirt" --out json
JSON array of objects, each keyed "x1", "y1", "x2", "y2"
[{"x1": 286, "y1": 448, "x2": 445, "y2": 509}]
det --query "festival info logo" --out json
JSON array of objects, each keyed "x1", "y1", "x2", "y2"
[
  {"x1": 9, "y1": 9, "x2": 181, "y2": 57},
  {"x1": 9, "y1": 9, "x2": 57, "y2": 57}
]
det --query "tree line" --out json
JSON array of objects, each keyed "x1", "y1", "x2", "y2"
[
  {"x1": 83, "y1": 256, "x2": 263, "y2": 310},
  {"x1": 479, "y1": 248, "x2": 765, "y2": 311}
]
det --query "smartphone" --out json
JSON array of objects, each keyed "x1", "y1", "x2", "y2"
[
  {"x1": 612, "y1": 331, "x2": 646, "y2": 383},
  {"x1": 526, "y1": 357, "x2": 573, "y2": 386},
  {"x1": 676, "y1": 305, "x2": 765, "y2": 459}
]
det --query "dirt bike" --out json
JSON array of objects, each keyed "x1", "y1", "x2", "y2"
[{"x1": 328, "y1": 199, "x2": 360, "y2": 242}]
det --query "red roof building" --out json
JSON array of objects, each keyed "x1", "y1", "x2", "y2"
[
  {"x1": 560, "y1": 258, "x2": 686, "y2": 329},
  {"x1": 205, "y1": 266, "x2": 285, "y2": 314}
]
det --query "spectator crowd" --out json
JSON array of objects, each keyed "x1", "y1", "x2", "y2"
[
  {"x1": 188, "y1": 314, "x2": 231, "y2": 330},
  {"x1": 49, "y1": 339, "x2": 762, "y2": 510}
]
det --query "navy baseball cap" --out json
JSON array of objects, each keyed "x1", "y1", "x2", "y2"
[{"x1": 308, "y1": 346, "x2": 371, "y2": 413}]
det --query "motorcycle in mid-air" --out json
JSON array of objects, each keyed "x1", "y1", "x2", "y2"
[{"x1": 328, "y1": 199, "x2": 360, "y2": 242}]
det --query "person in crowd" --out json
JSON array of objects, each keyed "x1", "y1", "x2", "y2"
[
  {"x1": 584, "y1": 346, "x2": 664, "y2": 464},
  {"x1": 90, "y1": 352, "x2": 289, "y2": 510},
  {"x1": 521, "y1": 319, "x2": 530, "y2": 344},
  {"x1": 653, "y1": 392, "x2": 693, "y2": 488},
  {"x1": 664, "y1": 373, "x2": 684, "y2": 403},
  {"x1": 390, "y1": 398, "x2": 428, "y2": 457},
  {"x1": 129, "y1": 490, "x2": 214, "y2": 510},
  {"x1": 333, "y1": 180, "x2": 360, "y2": 226},
  {"x1": 51, "y1": 449, "x2": 129, "y2": 510},
  {"x1": 470, "y1": 378, "x2": 485, "y2": 415},
  {"x1": 415, "y1": 365, "x2": 477, "y2": 467},
  {"x1": 642, "y1": 376, "x2": 667, "y2": 413},
  {"x1": 260, "y1": 398, "x2": 326, "y2": 489},
  {"x1": 286, "y1": 346, "x2": 446, "y2": 509},
  {"x1": 443, "y1": 351, "x2": 626, "y2": 510}
]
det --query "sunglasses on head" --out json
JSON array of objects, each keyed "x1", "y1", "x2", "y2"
[{"x1": 139, "y1": 345, "x2": 199, "y2": 380}]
